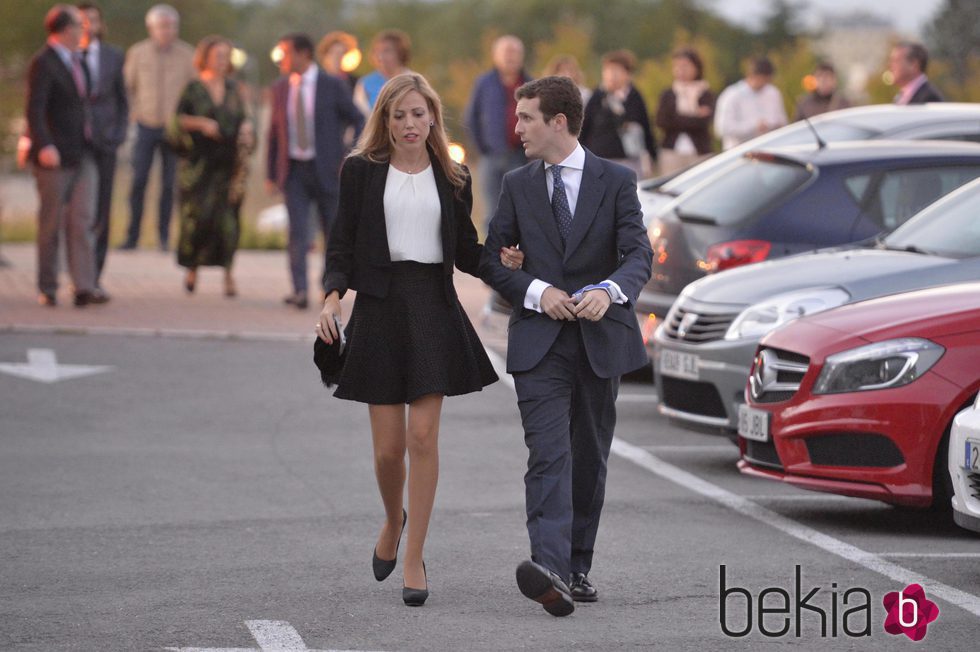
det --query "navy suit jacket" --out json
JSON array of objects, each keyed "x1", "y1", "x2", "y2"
[
  {"x1": 482, "y1": 148, "x2": 653, "y2": 378},
  {"x1": 908, "y1": 79, "x2": 945, "y2": 104},
  {"x1": 88, "y1": 42, "x2": 128, "y2": 152},
  {"x1": 267, "y1": 68, "x2": 364, "y2": 194},
  {"x1": 25, "y1": 46, "x2": 89, "y2": 168}
]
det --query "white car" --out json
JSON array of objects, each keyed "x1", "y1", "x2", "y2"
[{"x1": 949, "y1": 400, "x2": 980, "y2": 533}]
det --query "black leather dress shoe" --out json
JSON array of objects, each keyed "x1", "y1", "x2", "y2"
[
  {"x1": 74, "y1": 291, "x2": 110, "y2": 307},
  {"x1": 515, "y1": 560, "x2": 574, "y2": 617},
  {"x1": 38, "y1": 293, "x2": 57, "y2": 307},
  {"x1": 570, "y1": 572, "x2": 598, "y2": 602},
  {"x1": 372, "y1": 509, "x2": 407, "y2": 581},
  {"x1": 283, "y1": 293, "x2": 309, "y2": 309}
]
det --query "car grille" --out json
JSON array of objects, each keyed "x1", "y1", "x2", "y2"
[
  {"x1": 662, "y1": 306, "x2": 739, "y2": 343},
  {"x1": 744, "y1": 440, "x2": 783, "y2": 470},
  {"x1": 969, "y1": 471, "x2": 980, "y2": 500},
  {"x1": 750, "y1": 347, "x2": 809, "y2": 404},
  {"x1": 661, "y1": 376, "x2": 727, "y2": 418},
  {"x1": 805, "y1": 433, "x2": 905, "y2": 467}
]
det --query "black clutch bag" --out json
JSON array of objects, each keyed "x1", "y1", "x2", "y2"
[{"x1": 313, "y1": 317, "x2": 347, "y2": 387}]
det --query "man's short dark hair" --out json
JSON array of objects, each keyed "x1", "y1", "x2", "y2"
[
  {"x1": 280, "y1": 33, "x2": 314, "y2": 57},
  {"x1": 751, "y1": 57, "x2": 775, "y2": 77},
  {"x1": 45, "y1": 4, "x2": 80, "y2": 34},
  {"x1": 814, "y1": 60, "x2": 835, "y2": 75},
  {"x1": 515, "y1": 76, "x2": 584, "y2": 136},
  {"x1": 897, "y1": 41, "x2": 929, "y2": 73},
  {"x1": 76, "y1": 2, "x2": 102, "y2": 16}
]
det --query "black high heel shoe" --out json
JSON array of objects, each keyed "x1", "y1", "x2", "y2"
[
  {"x1": 372, "y1": 509, "x2": 407, "y2": 581},
  {"x1": 402, "y1": 561, "x2": 428, "y2": 606}
]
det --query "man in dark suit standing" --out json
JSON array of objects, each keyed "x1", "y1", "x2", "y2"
[
  {"x1": 78, "y1": 2, "x2": 127, "y2": 292},
  {"x1": 482, "y1": 76, "x2": 653, "y2": 617},
  {"x1": 890, "y1": 42, "x2": 944, "y2": 105},
  {"x1": 267, "y1": 33, "x2": 364, "y2": 310},
  {"x1": 26, "y1": 4, "x2": 106, "y2": 307}
]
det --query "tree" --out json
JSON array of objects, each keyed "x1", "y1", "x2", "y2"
[{"x1": 924, "y1": 0, "x2": 980, "y2": 88}]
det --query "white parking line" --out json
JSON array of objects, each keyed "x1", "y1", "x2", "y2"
[
  {"x1": 165, "y1": 619, "x2": 389, "y2": 652},
  {"x1": 612, "y1": 438, "x2": 980, "y2": 618},
  {"x1": 877, "y1": 553, "x2": 980, "y2": 559},
  {"x1": 484, "y1": 347, "x2": 980, "y2": 619},
  {"x1": 644, "y1": 445, "x2": 736, "y2": 453}
]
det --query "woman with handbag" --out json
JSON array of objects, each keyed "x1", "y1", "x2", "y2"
[
  {"x1": 169, "y1": 35, "x2": 248, "y2": 297},
  {"x1": 315, "y1": 72, "x2": 523, "y2": 606}
]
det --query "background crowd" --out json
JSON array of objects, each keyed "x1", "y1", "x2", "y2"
[{"x1": 8, "y1": 0, "x2": 967, "y2": 310}]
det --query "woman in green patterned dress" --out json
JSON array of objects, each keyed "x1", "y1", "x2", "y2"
[{"x1": 172, "y1": 35, "x2": 247, "y2": 297}]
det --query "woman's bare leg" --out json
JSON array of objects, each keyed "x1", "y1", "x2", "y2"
[
  {"x1": 369, "y1": 404, "x2": 407, "y2": 560},
  {"x1": 402, "y1": 393, "x2": 443, "y2": 589}
]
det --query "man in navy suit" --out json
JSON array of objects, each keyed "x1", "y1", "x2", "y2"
[
  {"x1": 26, "y1": 4, "x2": 106, "y2": 307},
  {"x1": 267, "y1": 33, "x2": 364, "y2": 309},
  {"x1": 78, "y1": 2, "x2": 127, "y2": 291},
  {"x1": 889, "y1": 42, "x2": 944, "y2": 105},
  {"x1": 482, "y1": 76, "x2": 652, "y2": 617}
]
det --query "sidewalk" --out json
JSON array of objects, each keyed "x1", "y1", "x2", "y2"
[{"x1": 0, "y1": 243, "x2": 501, "y2": 344}]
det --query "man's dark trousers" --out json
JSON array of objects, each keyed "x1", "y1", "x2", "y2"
[
  {"x1": 126, "y1": 123, "x2": 176, "y2": 248},
  {"x1": 92, "y1": 146, "x2": 116, "y2": 283},
  {"x1": 514, "y1": 321, "x2": 619, "y2": 583},
  {"x1": 285, "y1": 158, "x2": 338, "y2": 295}
]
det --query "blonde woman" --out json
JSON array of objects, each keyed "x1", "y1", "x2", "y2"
[{"x1": 316, "y1": 73, "x2": 522, "y2": 606}]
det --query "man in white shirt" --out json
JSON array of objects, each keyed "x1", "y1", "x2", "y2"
[
  {"x1": 482, "y1": 76, "x2": 652, "y2": 617},
  {"x1": 714, "y1": 57, "x2": 788, "y2": 151}
]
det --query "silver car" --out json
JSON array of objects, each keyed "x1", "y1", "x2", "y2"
[{"x1": 653, "y1": 177, "x2": 980, "y2": 435}]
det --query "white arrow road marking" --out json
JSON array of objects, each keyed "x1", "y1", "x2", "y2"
[
  {"x1": 0, "y1": 349, "x2": 112, "y2": 383},
  {"x1": 163, "y1": 619, "x2": 390, "y2": 652}
]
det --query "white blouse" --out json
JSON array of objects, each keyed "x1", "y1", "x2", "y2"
[{"x1": 383, "y1": 164, "x2": 443, "y2": 263}]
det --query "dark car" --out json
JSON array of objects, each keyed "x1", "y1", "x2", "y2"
[
  {"x1": 653, "y1": 176, "x2": 980, "y2": 434},
  {"x1": 638, "y1": 140, "x2": 980, "y2": 327},
  {"x1": 638, "y1": 102, "x2": 980, "y2": 221}
]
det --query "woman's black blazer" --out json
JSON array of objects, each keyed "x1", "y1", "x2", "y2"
[{"x1": 323, "y1": 153, "x2": 483, "y2": 304}]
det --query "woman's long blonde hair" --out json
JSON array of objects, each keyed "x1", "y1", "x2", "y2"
[{"x1": 351, "y1": 72, "x2": 467, "y2": 191}]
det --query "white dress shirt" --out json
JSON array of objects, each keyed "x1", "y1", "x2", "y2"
[
  {"x1": 714, "y1": 80, "x2": 788, "y2": 151},
  {"x1": 383, "y1": 165, "x2": 443, "y2": 263},
  {"x1": 524, "y1": 143, "x2": 627, "y2": 312},
  {"x1": 287, "y1": 64, "x2": 318, "y2": 160}
]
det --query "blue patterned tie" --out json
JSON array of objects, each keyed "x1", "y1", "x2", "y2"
[{"x1": 551, "y1": 164, "x2": 573, "y2": 244}]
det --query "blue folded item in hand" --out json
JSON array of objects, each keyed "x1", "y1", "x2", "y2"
[{"x1": 572, "y1": 282, "x2": 613, "y2": 302}]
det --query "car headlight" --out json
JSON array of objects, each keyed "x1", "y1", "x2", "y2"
[
  {"x1": 724, "y1": 287, "x2": 849, "y2": 341},
  {"x1": 812, "y1": 338, "x2": 945, "y2": 395}
]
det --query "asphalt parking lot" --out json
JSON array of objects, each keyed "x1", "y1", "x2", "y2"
[{"x1": 1, "y1": 244, "x2": 978, "y2": 650}]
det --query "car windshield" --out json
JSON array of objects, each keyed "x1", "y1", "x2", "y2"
[
  {"x1": 671, "y1": 157, "x2": 813, "y2": 226},
  {"x1": 883, "y1": 181, "x2": 980, "y2": 257},
  {"x1": 657, "y1": 122, "x2": 876, "y2": 197}
]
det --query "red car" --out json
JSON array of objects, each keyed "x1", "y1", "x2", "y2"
[{"x1": 737, "y1": 282, "x2": 980, "y2": 508}]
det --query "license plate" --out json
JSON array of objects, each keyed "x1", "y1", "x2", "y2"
[
  {"x1": 966, "y1": 439, "x2": 980, "y2": 471},
  {"x1": 738, "y1": 404, "x2": 770, "y2": 442},
  {"x1": 660, "y1": 349, "x2": 699, "y2": 380}
]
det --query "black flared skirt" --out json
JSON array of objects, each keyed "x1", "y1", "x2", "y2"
[{"x1": 333, "y1": 261, "x2": 498, "y2": 404}]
